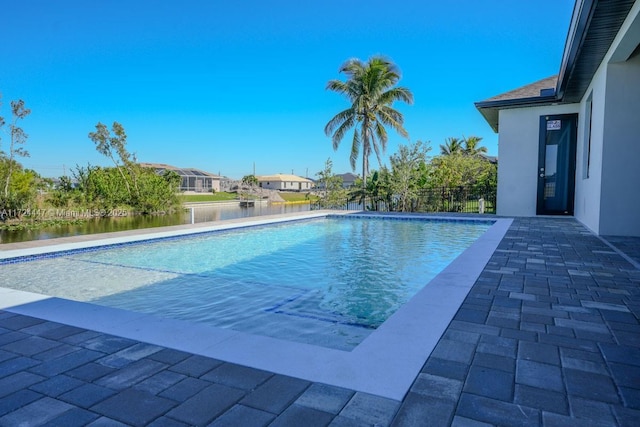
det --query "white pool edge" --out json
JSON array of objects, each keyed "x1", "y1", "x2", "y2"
[
  {"x1": 0, "y1": 211, "x2": 332, "y2": 259},
  {"x1": 0, "y1": 213, "x2": 512, "y2": 401}
]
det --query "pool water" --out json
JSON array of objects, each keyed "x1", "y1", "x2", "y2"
[{"x1": 0, "y1": 216, "x2": 492, "y2": 350}]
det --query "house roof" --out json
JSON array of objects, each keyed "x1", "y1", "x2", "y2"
[
  {"x1": 475, "y1": 76, "x2": 559, "y2": 132},
  {"x1": 337, "y1": 173, "x2": 359, "y2": 181},
  {"x1": 479, "y1": 153, "x2": 499, "y2": 164},
  {"x1": 476, "y1": 0, "x2": 637, "y2": 132},
  {"x1": 256, "y1": 174, "x2": 313, "y2": 183},
  {"x1": 139, "y1": 163, "x2": 221, "y2": 179}
]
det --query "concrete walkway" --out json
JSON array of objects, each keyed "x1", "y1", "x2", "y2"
[{"x1": 0, "y1": 217, "x2": 638, "y2": 426}]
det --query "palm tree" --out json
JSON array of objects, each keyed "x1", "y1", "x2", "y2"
[
  {"x1": 324, "y1": 56, "x2": 413, "y2": 187},
  {"x1": 462, "y1": 135, "x2": 488, "y2": 156},
  {"x1": 439, "y1": 137, "x2": 463, "y2": 156}
]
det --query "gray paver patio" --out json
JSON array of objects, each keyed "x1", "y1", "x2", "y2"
[{"x1": 0, "y1": 217, "x2": 638, "y2": 426}]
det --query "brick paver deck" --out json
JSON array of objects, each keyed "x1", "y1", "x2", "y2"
[{"x1": 0, "y1": 217, "x2": 638, "y2": 426}]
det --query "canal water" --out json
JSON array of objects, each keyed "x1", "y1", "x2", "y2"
[{"x1": 0, "y1": 203, "x2": 311, "y2": 244}]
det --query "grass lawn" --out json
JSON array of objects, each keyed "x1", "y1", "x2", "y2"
[
  {"x1": 180, "y1": 192, "x2": 319, "y2": 204},
  {"x1": 278, "y1": 192, "x2": 318, "y2": 203},
  {"x1": 179, "y1": 192, "x2": 238, "y2": 202}
]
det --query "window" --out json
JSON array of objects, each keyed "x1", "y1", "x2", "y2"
[{"x1": 582, "y1": 92, "x2": 593, "y2": 179}]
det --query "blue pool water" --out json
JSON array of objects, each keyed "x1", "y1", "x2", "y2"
[{"x1": 0, "y1": 216, "x2": 492, "y2": 350}]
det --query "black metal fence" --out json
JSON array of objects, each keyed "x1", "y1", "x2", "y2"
[{"x1": 312, "y1": 185, "x2": 497, "y2": 214}]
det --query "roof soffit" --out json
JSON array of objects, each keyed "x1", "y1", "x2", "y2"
[{"x1": 559, "y1": 0, "x2": 637, "y2": 102}]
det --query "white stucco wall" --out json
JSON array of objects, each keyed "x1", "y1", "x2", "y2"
[
  {"x1": 573, "y1": 68, "x2": 607, "y2": 234},
  {"x1": 259, "y1": 181, "x2": 284, "y2": 190},
  {"x1": 599, "y1": 54, "x2": 640, "y2": 236},
  {"x1": 259, "y1": 180, "x2": 312, "y2": 191},
  {"x1": 497, "y1": 104, "x2": 579, "y2": 217},
  {"x1": 575, "y1": 3, "x2": 640, "y2": 236}
]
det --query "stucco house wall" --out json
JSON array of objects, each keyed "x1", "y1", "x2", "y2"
[
  {"x1": 573, "y1": 69, "x2": 606, "y2": 234},
  {"x1": 599, "y1": 53, "x2": 640, "y2": 235},
  {"x1": 264, "y1": 180, "x2": 311, "y2": 191},
  {"x1": 257, "y1": 174, "x2": 313, "y2": 191},
  {"x1": 574, "y1": 4, "x2": 640, "y2": 236},
  {"x1": 497, "y1": 104, "x2": 579, "y2": 217}
]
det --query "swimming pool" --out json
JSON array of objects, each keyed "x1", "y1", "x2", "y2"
[
  {"x1": 0, "y1": 212, "x2": 512, "y2": 399},
  {"x1": 0, "y1": 214, "x2": 491, "y2": 350}
]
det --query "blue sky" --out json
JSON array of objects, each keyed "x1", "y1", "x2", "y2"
[{"x1": 1, "y1": 0, "x2": 575, "y2": 180}]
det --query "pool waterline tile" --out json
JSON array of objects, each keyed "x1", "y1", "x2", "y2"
[
  {"x1": 0, "y1": 212, "x2": 332, "y2": 263},
  {"x1": 0, "y1": 212, "x2": 512, "y2": 400}
]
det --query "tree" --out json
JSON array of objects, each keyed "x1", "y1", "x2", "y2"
[
  {"x1": 86, "y1": 123, "x2": 179, "y2": 213},
  {"x1": 429, "y1": 154, "x2": 496, "y2": 189},
  {"x1": 346, "y1": 167, "x2": 393, "y2": 211},
  {"x1": 65, "y1": 163, "x2": 180, "y2": 213},
  {"x1": 315, "y1": 158, "x2": 346, "y2": 208},
  {"x1": 316, "y1": 159, "x2": 341, "y2": 192},
  {"x1": 241, "y1": 174, "x2": 259, "y2": 187},
  {"x1": 462, "y1": 135, "x2": 488, "y2": 156},
  {"x1": 135, "y1": 168, "x2": 181, "y2": 213},
  {"x1": 439, "y1": 137, "x2": 463, "y2": 156},
  {"x1": 88, "y1": 122, "x2": 139, "y2": 200},
  {"x1": 389, "y1": 141, "x2": 431, "y2": 212},
  {"x1": 0, "y1": 160, "x2": 36, "y2": 214},
  {"x1": 324, "y1": 56, "x2": 413, "y2": 188},
  {"x1": 1, "y1": 98, "x2": 31, "y2": 201}
]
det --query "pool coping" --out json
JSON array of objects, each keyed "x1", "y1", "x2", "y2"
[{"x1": 0, "y1": 211, "x2": 512, "y2": 401}]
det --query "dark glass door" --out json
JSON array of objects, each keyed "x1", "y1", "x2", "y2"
[{"x1": 537, "y1": 114, "x2": 578, "y2": 215}]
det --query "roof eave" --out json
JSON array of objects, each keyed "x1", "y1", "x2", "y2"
[
  {"x1": 555, "y1": 0, "x2": 597, "y2": 100},
  {"x1": 558, "y1": 0, "x2": 636, "y2": 102},
  {"x1": 474, "y1": 95, "x2": 558, "y2": 110},
  {"x1": 475, "y1": 95, "x2": 558, "y2": 133}
]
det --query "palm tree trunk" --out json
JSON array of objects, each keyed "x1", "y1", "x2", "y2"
[
  {"x1": 362, "y1": 154, "x2": 367, "y2": 189},
  {"x1": 361, "y1": 120, "x2": 369, "y2": 189}
]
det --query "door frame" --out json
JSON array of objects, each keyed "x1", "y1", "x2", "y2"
[{"x1": 536, "y1": 113, "x2": 578, "y2": 215}]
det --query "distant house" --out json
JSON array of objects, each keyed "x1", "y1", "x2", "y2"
[
  {"x1": 314, "y1": 172, "x2": 359, "y2": 190},
  {"x1": 218, "y1": 176, "x2": 236, "y2": 192},
  {"x1": 140, "y1": 163, "x2": 221, "y2": 193},
  {"x1": 478, "y1": 154, "x2": 498, "y2": 165},
  {"x1": 475, "y1": 0, "x2": 639, "y2": 236},
  {"x1": 337, "y1": 173, "x2": 359, "y2": 188},
  {"x1": 257, "y1": 174, "x2": 314, "y2": 191}
]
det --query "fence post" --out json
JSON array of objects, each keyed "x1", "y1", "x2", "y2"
[{"x1": 478, "y1": 198, "x2": 485, "y2": 214}]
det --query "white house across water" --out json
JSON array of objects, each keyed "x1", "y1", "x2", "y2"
[
  {"x1": 476, "y1": 0, "x2": 639, "y2": 237},
  {"x1": 257, "y1": 174, "x2": 314, "y2": 191}
]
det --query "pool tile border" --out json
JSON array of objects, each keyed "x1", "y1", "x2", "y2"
[
  {"x1": 0, "y1": 212, "x2": 330, "y2": 264},
  {"x1": 0, "y1": 212, "x2": 512, "y2": 400}
]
